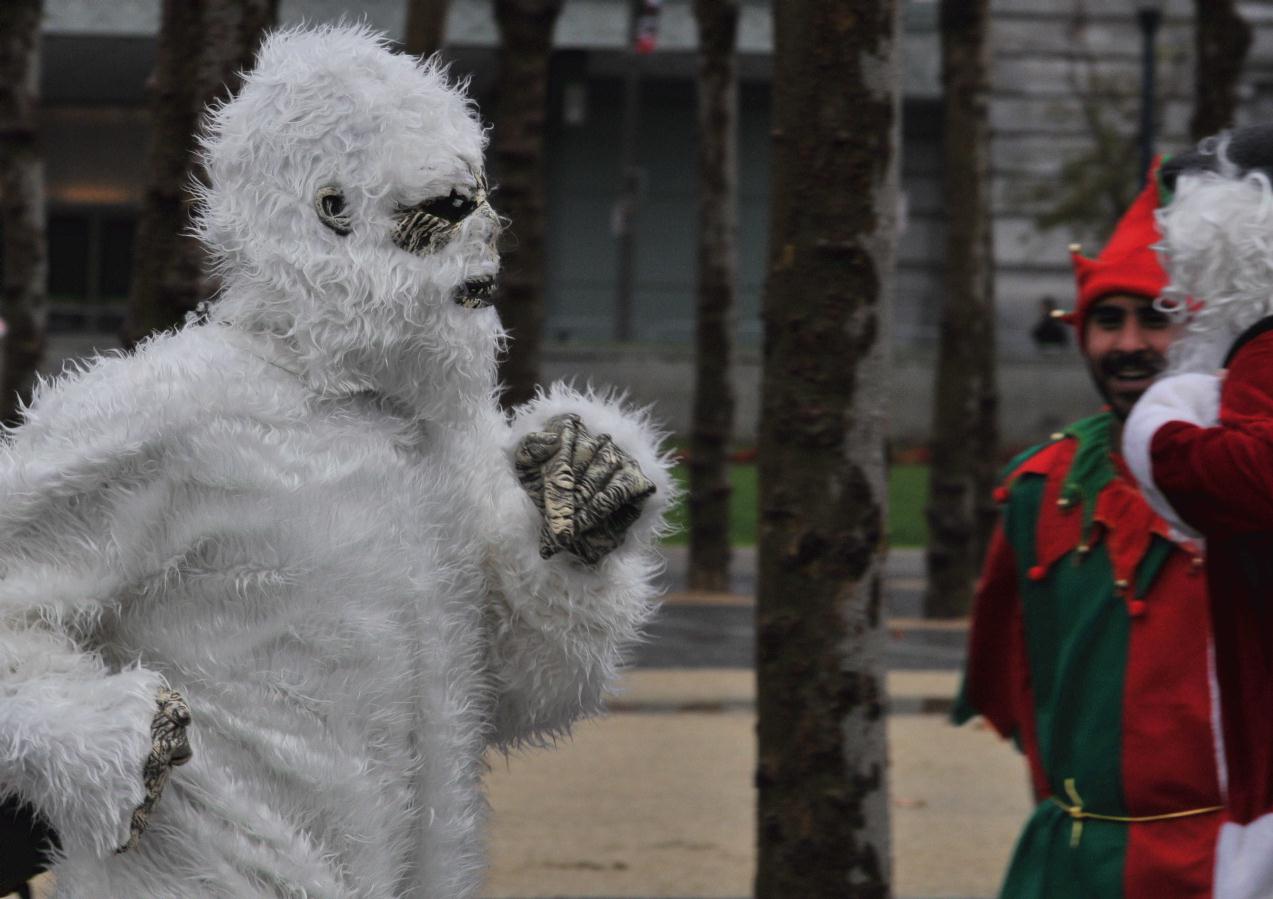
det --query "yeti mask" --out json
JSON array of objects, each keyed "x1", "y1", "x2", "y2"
[
  {"x1": 314, "y1": 169, "x2": 497, "y2": 309},
  {"x1": 193, "y1": 25, "x2": 504, "y2": 418}
]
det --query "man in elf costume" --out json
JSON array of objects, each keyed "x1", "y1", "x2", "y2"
[
  {"x1": 956, "y1": 163, "x2": 1226, "y2": 898},
  {"x1": 1123, "y1": 124, "x2": 1273, "y2": 899}
]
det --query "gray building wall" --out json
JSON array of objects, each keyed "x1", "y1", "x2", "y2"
[{"x1": 29, "y1": 0, "x2": 1273, "y2": 444}]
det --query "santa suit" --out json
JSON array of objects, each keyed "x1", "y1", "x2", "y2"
[
  {"x1": 1126, "y1": 321, "x2": 1273, "y2": 898},
  {"x1": 1118, "y1": 123, "x2": 1273, "y2": 898},
  {"x1": 0, "y1": 26, "x2": 673, "y2": 898}
]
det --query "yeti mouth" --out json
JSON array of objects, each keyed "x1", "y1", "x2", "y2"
[{"x1": 456, "y1": 277, "x2": 496, "y2": 309}]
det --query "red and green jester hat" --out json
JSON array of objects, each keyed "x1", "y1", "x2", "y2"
[
  {"x1": 954, "y1": 160, "x2": 1225, "y2": 899},
  {"x1": 1065, "y1": 158, "x2": 1179, "y2": 343}
]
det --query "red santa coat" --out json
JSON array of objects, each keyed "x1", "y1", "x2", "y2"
[{"x1": 1127, "y1": 320, "x2": 1273, "y2": 896}]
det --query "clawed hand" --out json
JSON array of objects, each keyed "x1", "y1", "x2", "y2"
[
  {"x1": 515, "y1": 414, "x2": 656, "y2": 565},
  {"x1": 117, "y1": 688, "x2": 192, "y2": 854}
]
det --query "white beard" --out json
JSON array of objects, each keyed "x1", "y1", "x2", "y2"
[{"x1": 1159, "y1": 169, "x2": 1273, "y2": 374}]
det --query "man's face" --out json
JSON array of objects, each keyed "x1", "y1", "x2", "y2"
[{"x1": 1083, "y1": 294, "x2": 1181, "y2": 419}]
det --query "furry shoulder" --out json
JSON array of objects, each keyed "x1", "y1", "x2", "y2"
[{"x1": 5, "y1": 324, "x2": 306, "y2": 467}]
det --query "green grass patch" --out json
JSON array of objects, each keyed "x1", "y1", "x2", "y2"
[
  {"x1": 888, "y1": 464, "x2": 929, "y2": 548},
  {"x1": 665, "y1": 461, "x2": 929, "y2": 548}
]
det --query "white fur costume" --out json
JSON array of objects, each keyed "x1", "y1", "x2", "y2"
[{"x1": 0, "y1": 26, "x2": 672, "y2": 898}]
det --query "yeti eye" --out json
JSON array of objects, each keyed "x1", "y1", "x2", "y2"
[{"x1": 415, "y1": 189, "x2": 477, "y2": 224}]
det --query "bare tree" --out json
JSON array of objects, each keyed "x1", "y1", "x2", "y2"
[
  {"x1": 0, "y1": 0, "x2": 56, "y2": 877},
  {"x1": 404, "y1": 0, "x2": 451, "y2": 59},
  {"x1": 687, "y1": 0, "x2": 739, "y2": 593},
  {"x1": 491, "y1": 0, "x2": 564, "y2": 408},
  {"x1": 1029, "y1": 1, "x2": 1190, "y2": 244},
  {"x1": 755, "y1": 1, "x2": 900, "y2": 895},
  {"x1": 123, "y1": 0, "x2": 277, "y2": 348},
  {"x1": 923, "y1": 0, "x2": 997, "y2": 619},
  {"x1": 0, "y1": 0, "x2": 45, "y2": 427},
  {"x1": 1191, "y1": 0, "x2": 1252, "y2": 141}
]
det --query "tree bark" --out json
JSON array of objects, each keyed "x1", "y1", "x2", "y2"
[
  {"x1": 123, "y1": 0, "x2": 277, "y2": 349},
  {"x1": 1191, "y1": 0, "x2": 1252, "y2": 141},
  {"x1": 687, "y1": 0, "x2": 739, "y2": 593},
  {"x1": 0, "y1": 0, "x2": 45, "y2": 428},
  {"x1": 404, "y1": 0, "x2": 451, "y2": 58},
  {"x1": 755, "y1": 2, "x2": 899, "y2": 896},
  {"x1": 923, "y1": 0, "x2": 997, "y2": 619},
  {"x1": 492, "y1": 0, "x2": 563, "y2": 409}
]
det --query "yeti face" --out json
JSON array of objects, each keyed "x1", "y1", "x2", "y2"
[
  {"x1": 310, "y1": 116, "x2": 502, "y2": 314},
  {"x1": 387, "y1": 168, "x2": 499, "y2": 310},
  {"x1": 197, "y1": 25, "x2": 507, "y2": 417}
]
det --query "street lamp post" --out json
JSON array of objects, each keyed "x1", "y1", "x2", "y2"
[{"x1": 1136, "y1": 0, "x2": 1166, "y2": 180}]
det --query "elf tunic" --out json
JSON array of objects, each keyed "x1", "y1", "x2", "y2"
[
  {"x1": 956, "y1": 412, "x2": 1224, "y2": 898},
  {"x1": 1140, "y1": 320, "x2": 1273, "y2": 894}
]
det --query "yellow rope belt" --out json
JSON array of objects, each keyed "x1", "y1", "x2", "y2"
[{"x1": 1049, "y1": 778, "x2": 1224, "y2": 848}]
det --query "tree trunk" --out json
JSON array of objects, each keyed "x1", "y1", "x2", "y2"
[
  {"x1": 923, "y1": 0, "x2": 997, "y2": 619},
  {"x1": 755, "y1": 2, "x2": 899, "y2": 896},
  {"x1": 123, "y1": 0, "x2": 277, "y2": 348},
  {"x1": 0, "y1": 0, "x2": 45, "y2": 428},
  {"x1": 1191, "y1": 0, "x2": 1252, "y2": 141},
  {"x1": 687, "y1": 0, "x2": 739, "y2": 593},
  {"x1": 404, "y1": 0, "x2": 451, "y2": 58},
  {"x1": 492, "y1": 0, "x2": 563, "y2": 409}
]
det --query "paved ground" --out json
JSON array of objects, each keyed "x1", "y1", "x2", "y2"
[{"x1": 481, "y1": 547, "x2": 1029, "y2": 899}]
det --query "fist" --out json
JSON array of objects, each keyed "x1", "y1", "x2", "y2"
[{"x1": 515, "y1": 414, "x2": 656, "y2": 565}]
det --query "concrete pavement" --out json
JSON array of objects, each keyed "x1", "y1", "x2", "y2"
[
  {"x1": 481, "y1": 547, "x2": 1030, "y2": 899},
  {"x1": 483, "y1": 669, "x2": 1028, "y2": 899}
]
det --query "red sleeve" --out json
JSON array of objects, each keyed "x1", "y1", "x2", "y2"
[
  {"x1": 960, "y1": 523, "x2": 1026, "y2": 740},
  {"x1": 957, "y1": 520, "x2": 1049, "y2": 799},
  {"x1": 1151, "y1": 331, "x2": 1273, "y2": 534}
]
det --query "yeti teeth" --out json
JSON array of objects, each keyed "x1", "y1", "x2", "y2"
[{"x1": 455, "y1": 278, "x2": 495, "y2": 309}]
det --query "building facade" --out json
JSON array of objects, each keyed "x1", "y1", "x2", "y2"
[{"x1": 28, "y1": 0, "x2": 1273, "y2": 441}]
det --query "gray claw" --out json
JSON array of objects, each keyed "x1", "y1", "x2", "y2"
[
  {"x1": 515, "y1": 416, "x2": 655, "y2": 564},
  {"x1": 117, "y1": 688, "x2": 193, "y2": 854}
]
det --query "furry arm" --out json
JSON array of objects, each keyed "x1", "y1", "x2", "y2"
[
  {"x1": 0, "y1": 394, "x2": 173, "y2": 858},
  {"x1": 482, "y1": 385, "x2": 674, "y2": 747},
  {"x1": 0, "y1": 628, "x2": 161, "y2": 858},
  {"x1": 1126, "y1": 332, "x2": 1273, "y2": 535}
]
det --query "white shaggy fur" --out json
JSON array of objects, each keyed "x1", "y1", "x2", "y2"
[
  {"x1": 0, "y1": 25, "x2": 672, "y2": 898},
  {"x1": 1158, "y1": 138, "x2": 1273, "y2": 374}
]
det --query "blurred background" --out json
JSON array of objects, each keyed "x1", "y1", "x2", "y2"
[
  {"x1": 28, "y1": 0, "x2": 1264, "y2": 444},
  {"x1": 2, "y1": 1, "x2": 1269, "y2": 897}
]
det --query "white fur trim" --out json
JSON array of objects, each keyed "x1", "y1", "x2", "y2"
[
  {"x1": 1208, "y1": 639, "x2": 1229, "y2": 803},
  {"x1": 1216, "y1": 813, "x2": 1273, "y2": 898},
  {"x1": 1122, "y1": 372, "x2": 1220, "y2": 537}
]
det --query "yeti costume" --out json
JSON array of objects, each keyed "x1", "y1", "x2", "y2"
[{"x1": 0, "y1": 25, "x2": 672, "y2": 898}]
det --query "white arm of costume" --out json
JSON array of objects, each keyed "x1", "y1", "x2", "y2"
[
  {"x1": 0, "y1": 418, "x2": 166, "y2": 857},
  {"x1": 1122, "y1": 372, "x2": 1222, "y2": 538},
  {"x1": 484, "y1": 384, "x2": 675, "y2": 747},
  {"x1": 0, "y1": 629, "x2": 161, "y2": 857}
]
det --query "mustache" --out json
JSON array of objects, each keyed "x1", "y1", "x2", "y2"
[{"x1": 1098, "y1": 350, "x2": 1166, "y2": 380}]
